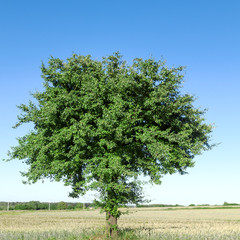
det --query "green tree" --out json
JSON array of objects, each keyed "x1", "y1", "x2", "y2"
[
  {"x1": 57, "y1": 201, "x2": 68, "y2": 210},
  {"x1": 28, "y1": 201, "x2": 39, "y2": 210},
  {"x1": 7, "y1": 53, "x2": 213, "y2": 236},
  {"x1": 75, "y1": 202, "x2": 84, "y2": 209}
]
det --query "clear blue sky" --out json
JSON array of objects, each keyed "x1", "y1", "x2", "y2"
[{"x1": 0, "y1": 0, "x2": 239, "y2": 205}]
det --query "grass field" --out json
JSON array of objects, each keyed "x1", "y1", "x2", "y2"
[{"x1": 0, "y1": 207, "x2": 240, "y2": 239}]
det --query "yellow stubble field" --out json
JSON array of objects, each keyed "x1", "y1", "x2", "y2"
[{"x1": 0, "y1": 207, "x2": 240, "y2": 239}]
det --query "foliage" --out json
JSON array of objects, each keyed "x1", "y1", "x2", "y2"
[
  {"x1": 14, "y1": 201, "x2": 48, "y2": 210},
  {"x1": 223, "y1": 201, "x2": 240, "y2": 206},
  {"x1": 137, "y1": 204, "x2": 182, "y2": 208},
  {"x1": 57, "y1": 201, "x2": 68, "y2": 210},
  {"x1": 6, "y1": 53, "x2": 213, "y2": 230},
  {"x1": 0, "y1": 201, "x2": 93, "y2": 211},
  {"x1": 67, "y1": 205, "x2": 75, "y2": 210}
]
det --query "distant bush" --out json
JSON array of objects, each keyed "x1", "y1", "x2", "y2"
[
  {"x1": 29, "y1": 201, "x2": 48, "y2": 210},
  {"x1": 49, "y1": 203, "x2": 58, "y2": 210},
  {"x1": 67, "y1": 205, "x2": 75, "y2": 210},
  {"x1": 75, "y1": 203, "x2": 84, "y2": 209},
  {"x1": 223, "y1": 202, "x2": 239, "y2": 206},
  {"x1": 0, "y1": 201, "x2": 99, "y2": 211},
  {"x1": 57, "y1": 201, "x2": 68, "y2": 210},
  {"x1": 14, "y1": 201, "x2": 48, "y2": 210},
  {"x1": 189, "y1": 204, "x2": 195, "y2": 206},
  {"x1": 137, "y1": 204, "x2": 182, "y2": 208},
  {"x1": 15, "y1": 203, "x2": 29, "y2": 210}
]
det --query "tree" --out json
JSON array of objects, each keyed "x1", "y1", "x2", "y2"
[
  {"x1": 57, "y1": 201, "x2": 68, "y2": 210},
  {"x1": 7, "y1": 53, "x2": 213, "y2": 236}
]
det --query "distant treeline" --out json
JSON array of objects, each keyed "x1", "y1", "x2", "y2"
[
  {"x1": 137, "y1": 204, "x2": 183, "y2": 208},
  {"x1": 188, "y1": 202, "x2": 240, "y2": 207},
  {"x1": 223, "y1": 202, "x2": 240, "y2": 206},
  {"x1": 0, "y1": 201, "x2": 93, "y2": 211},
  {"x1": 0, "y1": 202, "x2": 183, "y2": 210},
  {"x1": 0, "y1": 201, "x2": 239, "y2": 211}
]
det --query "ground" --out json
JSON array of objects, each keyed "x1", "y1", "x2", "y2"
[{"x1": 0, "y1": 207, "x2": 240, "y2": 239}]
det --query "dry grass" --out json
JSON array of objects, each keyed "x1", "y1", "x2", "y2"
[
  {"x1": 0, "y1": 210, "x2": 104, "y2": 232},
  {"x1": 0, "y1": 208, "x2": 240, "y2": 239},
  {"x1": 120, "y1": 208, "x2": 240, "y2": 238}
]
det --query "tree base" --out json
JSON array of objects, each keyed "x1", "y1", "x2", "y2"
[{"x1": 106, "y1": 212, "x2": 118, "y2": 237}]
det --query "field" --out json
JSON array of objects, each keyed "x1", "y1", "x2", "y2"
[{"x1": 0, "y1": 207, "x2": 240, "y2": 239}]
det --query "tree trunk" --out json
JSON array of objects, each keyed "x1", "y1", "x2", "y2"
[{"x1": 106, "y1": 212, "x2": 118, "y2": 237}]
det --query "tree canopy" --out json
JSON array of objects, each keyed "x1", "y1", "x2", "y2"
[{"x1": 7, "y1": 52, "x2": 213, "y2": 235}]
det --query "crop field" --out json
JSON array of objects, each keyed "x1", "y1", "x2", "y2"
[{"x1": 0, "y1": 207, "x2": 240, "y2": 239}]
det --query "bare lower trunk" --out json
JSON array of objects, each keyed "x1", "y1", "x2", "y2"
[{"x1": 106, "y1": 212, "x2": 118, "y2": 237}]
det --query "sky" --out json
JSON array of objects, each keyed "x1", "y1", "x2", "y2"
[{"x1": 0, "y1": 0, "x2": 239, "y2": 205}]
